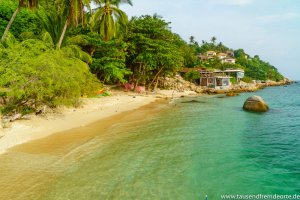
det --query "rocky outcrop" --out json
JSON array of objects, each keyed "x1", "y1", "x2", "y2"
[
  {"x1": 157, "y1": 77, "x2": 203, "y2": 93},
  {"x1": 226, "y1": 92, "x2": 239, "y2": 97},
  {"x1": 157, "y1": 76, "x2": 295, "y2": 96},
  {"x1": 243, "y1": 96, "x2": 269, "y2": 112}
]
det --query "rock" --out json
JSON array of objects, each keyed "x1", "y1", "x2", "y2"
[
  {"x1": 181, "y1": 100, "x2": 207, "y2": 104},
  {"x1": 9, "y1": 113, "x2": 22, "y2": 122},
  {"x1": 243, "y1": 96, "x2": 269, "y2": 112},
  {"x1": 214, "y1": 90, "x2": 226, "y2": 94},
  {"x1": 226, "y1": 92, "x2": 239, "y2": 97}
]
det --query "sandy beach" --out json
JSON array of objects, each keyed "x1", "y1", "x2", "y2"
[{"x1": 0, "y1": 90, "x2": 197, "y2": 154}]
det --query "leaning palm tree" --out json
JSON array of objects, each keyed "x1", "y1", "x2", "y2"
[
  {"x1": 56, "y1": 0, "x2": 91, "y2": 49},
  {"x1": 90, "y1": 0, "x2": 132, "y2": 41},
  {"x1": 1, "y1": 0, "x2": 39, "y2": 42}
]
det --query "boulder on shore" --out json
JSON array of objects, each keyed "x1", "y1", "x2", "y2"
[{"x1": 243, "y1": 96, "x2": 269, "y2": 112}]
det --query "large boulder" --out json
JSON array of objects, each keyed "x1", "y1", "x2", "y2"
[{"x1": 243, "y1": 96, "x2": 269, "y2": 112}]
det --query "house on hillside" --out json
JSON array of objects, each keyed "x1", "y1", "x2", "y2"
[
  {"x1": 222, "y1": 57, "x2": 236, "y2": 64},
  {"x1": 206, "y1": 51, "x2": 217, "y2": 58},
  {"x1": 217, "y1": 53, "x2": 227, "y2": 60},
  {"x1": 226, "y1": 50, "x2": 234, "y2": 57}
]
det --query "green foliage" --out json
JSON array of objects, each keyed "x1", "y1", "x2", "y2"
[
  {"x1": 0, "y1": 0, "x2": 42, "y2": 38},
  {"x1": 91, "y1": 39, "x2": 131, "y2": 83},
  {"x1": 125, "y1": 15, "x2": 184, "y2": 86},
  {"x1": 188, "y1": 37, "x2": 284, "y2": 82},
  {"x1": 242, "y1": 76, "x2": 253, "y2": 83},
  {"x1": 62, "y1": 44, "x2": 93, "y2": 64},
  {"x1": 90, "y1": 1, "x2": 129, "y2": 41},
  {"x1": 184, "y1": 70, "x2": 200, "y2": 82},
  {"x1": 0, "y1": 39, "x2": 100, "y2": 115},
  {"x1": 37, "y1": 8, "x2": 66, "y2": 46},
  {"x1": 235, "y1": 50, "x2": 284, "y2": 81},
  {"x1": 198, "y1": 40, "x2": 230, "y2": 54}
]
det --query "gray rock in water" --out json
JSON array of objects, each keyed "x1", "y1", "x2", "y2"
[{"x1": 243, "y1": 95, "x2": 269, "y2": 112}]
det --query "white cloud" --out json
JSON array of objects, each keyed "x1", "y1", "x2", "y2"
[{"x1": 212, "y1": 0, "x2": 254, "y2": 6}]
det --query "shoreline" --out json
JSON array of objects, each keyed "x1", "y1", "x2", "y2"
[
  {"x1": 158, "y1": 76, "x2": 294, "y2": 95},
  {"x1": 0, "y1": 80, "x2": 295, "y2": 155},
  {"x1": 0, "y1": 90, "x2": 197, "y2": 154}
]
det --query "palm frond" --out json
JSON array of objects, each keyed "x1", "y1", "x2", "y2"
[
  {"x1": 41, "y1": 32, "x2": 54, "y2": 47},
  {"x1": 90, "y1": 2, "x2": 128, "y2": 41},
  {"x1": 19, "y1": 32, "x2": 36, "y2": 41},
  {"x1": 66, "y1": 35, "x2": 89, "y2": 46},
  {"x1": 62, "y1": 45, "x2": 93, "y2": 64}
]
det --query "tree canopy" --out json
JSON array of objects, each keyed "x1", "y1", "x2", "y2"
[{"x1": 0, "y1": 0, "x2": 286, "y2": 116}]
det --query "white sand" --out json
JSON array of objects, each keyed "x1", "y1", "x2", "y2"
[{"x1": 0, "y1": 90, "x2": 198, "y2": 154}]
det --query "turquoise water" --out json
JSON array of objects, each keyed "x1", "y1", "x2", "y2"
[{"x1": 2, "y1": 83, "x2": 300, "y2": 200}]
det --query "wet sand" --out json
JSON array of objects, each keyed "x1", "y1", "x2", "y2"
[
  {"x1": 0, "y1": 94, "x2": 157, "y2": 154},
  {"x1": 0, "y1": 99, "x2": 172, "y2": 200}
]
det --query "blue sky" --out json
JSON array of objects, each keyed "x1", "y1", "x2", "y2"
[{"x1": 121, "y1": 0, "x2": 300, "y2": 80}]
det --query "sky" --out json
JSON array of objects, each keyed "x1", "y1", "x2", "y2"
[{"x1": 120, "y1": 0, "x2": 300, "y2": 80}]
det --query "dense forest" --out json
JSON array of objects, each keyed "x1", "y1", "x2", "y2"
[{"x1": 0, "y1": 0, "x2": 284, "y2": 115}]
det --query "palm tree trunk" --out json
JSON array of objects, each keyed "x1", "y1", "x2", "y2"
[
  {"x1": 1, "y1": 6, "x2": 20, "y2": 42},
  {"x1": 57, "y1": 19, "x2": 68, "y2": 49}
]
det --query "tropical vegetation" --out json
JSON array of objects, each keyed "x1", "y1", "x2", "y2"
[
  {"x1": 188, "y1": 37, "x2": 284, "y2": 82},
  {"x1": 0, "y1": 0, "x2": 285, "y2": 116}
]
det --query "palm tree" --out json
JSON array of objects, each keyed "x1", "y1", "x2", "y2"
[
  {"x1": 211, "y1": 36, "x2": 217, "y2": 44},
  {"x1": 90, "y1": 0, "x2": 132, "y2": 41},
  {"x1": 38, "y1": 9, "x2": 66, "y2": 46},
  {"x1": 189, "y1": 36, "x2": 195, "y2": 44},
  {"x1": 56, "y1": 0, "x2": 91, "y2": 49},
  {"x1": 1, "y1": 0, "x2": 39, "y2": 42}
]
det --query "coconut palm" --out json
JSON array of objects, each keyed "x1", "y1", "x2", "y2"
[
  {"x1": 1, "y1": 0, "x2": 39, "y2": 42},
  {"x1": 56, "y1": 0, "x2": 91, "y2": 49},
  {"x1": 211, "y1": 36, "x2": 217, "y2": 44},
  {"x1": 90, "y1": 0, "x2": 132, "y2": 41},
  {"x1": 38, "y1": 9, "x2": 65, "y2": 46}
]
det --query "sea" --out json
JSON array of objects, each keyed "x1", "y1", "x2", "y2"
[{"x1": 0, "y1": 82, "x2": 299, "y2": 200}]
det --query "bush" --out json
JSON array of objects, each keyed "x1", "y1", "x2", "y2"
[
  {"x1": 184, "y1": 70, "x2": 200, "y2": 82},
  {"x1": 242, "y1": 76, "x2": 253, "y2": 83},
  {"x1": 0, "y1": 39, "x2": 100, "y2": 115}
]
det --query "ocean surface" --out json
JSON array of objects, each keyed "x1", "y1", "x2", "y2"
[{"x1": 0, "y1": 83, "x2": 300, "y2": 200}]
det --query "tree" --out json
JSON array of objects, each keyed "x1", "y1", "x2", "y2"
[
  {"x1": 125, "y1": 15, "x2": 184, "y2": 89},
  {"x1": 189, "y1": 36, "x2": 195, "y2": 44},
  {"x1": 1, "y1": 0, "x2": 39, "y2": 42},
  {"x1": 90, "y1": 0, "x2": 132, "y2": 41},
  {"x1": 56, "y1": 0, "x2": 91, "y2": 49},
  {"x1": 210, "y1": 36, "x2": 217, "y2": 44},
  {"x1": 87, "y1": 34, "x2": 131, "y2": 83},
  {"x1": 0, "y1": 0, "x2": 42, "y2": 39},
  {"x1": 0, "y1": 38, "x2": 100, "y2": 115},
  {"x1": 37, "y1": 9, "x2": 66, "y2": 46},
  {"x1": 184, "y1": 70, "x2": 200, "y2": 82}
]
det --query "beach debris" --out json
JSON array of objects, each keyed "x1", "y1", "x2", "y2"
[
  {"x1": 9, "y1": 113, "x2": 22, "y2": 122},
  {"x1": 243, "y1": 95, "x2": 269, "y2": 112}
]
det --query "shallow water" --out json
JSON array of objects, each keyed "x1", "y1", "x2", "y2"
[{"x1": 1, "y1": 84, "x2": 300, "y2": 199}]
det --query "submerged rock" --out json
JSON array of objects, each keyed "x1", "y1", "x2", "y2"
[
  {"x1": 243, "y1": 95, "x2": 269, "y2": 112},
  {"x1": 181, "y1": 100, "x2": 207, "y2": 104},
  {"x1": 226, "y1": 92, "x2": 239, "y2": 97}
]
